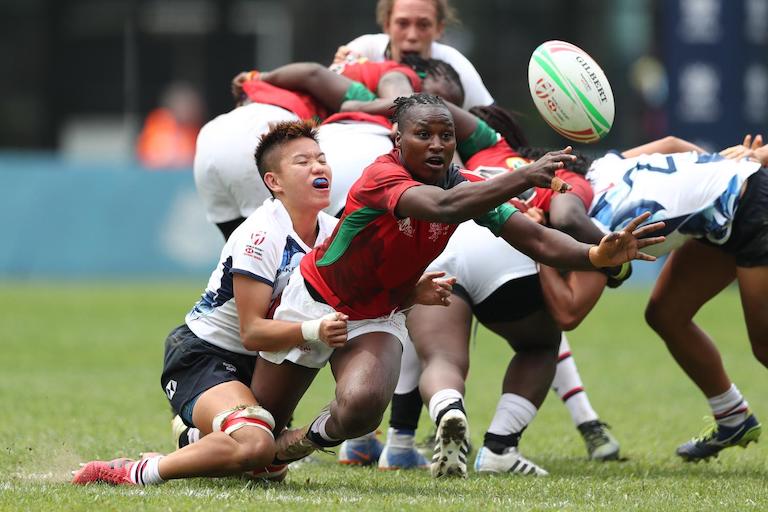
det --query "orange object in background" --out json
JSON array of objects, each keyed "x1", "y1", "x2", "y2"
[{"x1": 136, "y1": 82, "x2": 204, "y2": 169}]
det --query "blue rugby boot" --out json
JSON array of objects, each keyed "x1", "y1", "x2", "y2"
[
  {"x1": 378, "y1": 429, "x2": 429, "y2": 470},
  {"x1": 676, "y1": 413, "x2": 761, "y2": 462},
  {"x1": 338, "y1": 431, "x2": 383, "y2": 466}
]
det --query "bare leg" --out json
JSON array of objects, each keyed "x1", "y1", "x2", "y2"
[
  {"x1": 249, "y1": 357, "x2": 320, "y2": 434},
  {"x1": 645, "y1": 240, "x2": 736, "y2": 397},
  {"x1": 157, "y1": 381, "x2": 275, "y2": 479},
  {"x1": 485, "y1": 308, "x2": 561, "y2": 408},
  {"x1": 736, "y1": 265, "x2": 768, "y2": 368},
  {"x1": 324, "y1": 331, "x2": 403, "y2": 439},
  {"x1": 408, "y1": 296, "x2": 473, "y2": 401}
]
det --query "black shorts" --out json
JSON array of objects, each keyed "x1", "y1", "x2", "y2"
[
  {"x1": 160, "y1": 324, "x2": 257, "y2": 426},
  {"x1": 454, "y1": 274, "x2": 546, "y2": 325},
  {"x1": 704, "y1": 167, "x2": 768, "y2": 267}
]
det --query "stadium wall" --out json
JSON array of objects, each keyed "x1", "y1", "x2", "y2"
[{"x1": 0, "y1": 154, "x2": 664, "y2": 283}]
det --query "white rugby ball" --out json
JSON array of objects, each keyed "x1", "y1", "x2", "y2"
[{"x1": 528, "y1": 40, "x2": 614, "y2": 143}]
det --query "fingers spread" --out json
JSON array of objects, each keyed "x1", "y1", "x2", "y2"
[
  {"x1": 636, "y1": 235, "x2": 666, "y2": 248},
  {"x1": 624, "y1": 211, "x2": 652, "y2": 232},
  {"x1": 632, "y1": 221, "x2": 665, "y2": 237}
]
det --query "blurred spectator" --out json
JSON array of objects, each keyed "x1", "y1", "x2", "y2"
[{"x1": 136, "y1": 82, "x2": 204, "y2": 169}]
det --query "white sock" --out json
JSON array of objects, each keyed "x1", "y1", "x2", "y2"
[
  {"x1": 551, "y1": 335, "x2": 599, "y2": 426},
  {"x1": 309, "y1": 409, "x2": 340, "y2": 443},
  {"x1": 428, "y1": 389, "x2": 464, "y2": 423},
  {"x1": 385, "y1": 427, "x2": 415, "y2": 449},
  {"x1": 348, "y1": 431, "x2": 377, "y2": 443},
  {"x1": 709, "y1": 384, "x2": 750, "y2": 427},
  {"x1": 487, "y1": 394, "x2": 537, "y2": 436},
  {"x1": 187, "y1": 428, "x2": 200, "y2": 445},
  {"x1": 130, "y1": 455, "x2": 165, "y2": 485}
]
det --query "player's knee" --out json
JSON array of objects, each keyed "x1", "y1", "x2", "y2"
[
  {"x1": 212, "y1": 405, "x2": 277, "y2": 470},
  {"x1": 644, "y1": 299, "x2": 668, "y2": 333},
  {"x1": 751, "y1": 342, "x2": 768, "y2": 369},
  {"x1": 335, "y1": 390, "x2": 387, "y2": 436}
]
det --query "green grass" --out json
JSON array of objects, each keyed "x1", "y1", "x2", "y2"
[{"x1": 1, "y1": 282, "x2": 766, "y2": 511}]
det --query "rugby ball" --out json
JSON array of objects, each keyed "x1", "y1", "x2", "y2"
[{"x1": 528, "y1": 40, "x2": 614, "y2": 143}]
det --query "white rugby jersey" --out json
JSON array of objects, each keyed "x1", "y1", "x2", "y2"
[
  {"x1": 185, "y1": 198, "x2": 338, "y2": 355},
  {"x1": 344, "y1": 33, "x2": 494, "y2": 109},
  {"x1": 587, "y1": 151, "x2": 761, "y2": 255}
]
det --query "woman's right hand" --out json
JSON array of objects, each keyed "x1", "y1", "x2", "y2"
[
  {"x1": 520, "y1": 147, "x2": 576, "y2": 192},
  {"x1": 319, "y1": 312, "x2": 348, "y2": 348}
]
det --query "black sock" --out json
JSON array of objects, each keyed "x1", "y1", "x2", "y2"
[
  {"x1": 435, "y1": 400, "x2": 466, "y2": 427},
  {"x1": 177, "y1": 428, "x2": 191, "y2": 448},
  {"x1": 483, "y1": 430, "x2": 524, "y2": 455},
  {"x1": 390, "y1": 387, "x2": 424, "y2": 431}
]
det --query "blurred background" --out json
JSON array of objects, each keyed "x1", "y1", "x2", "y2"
[{"x1": 0, "y1": 0, "x2": 766, "y2": 280}]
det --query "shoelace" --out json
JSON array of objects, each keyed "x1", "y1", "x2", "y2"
[
  {"x1": 691, "y1": 416, "x2": 719, "y2": 443},
  {"x1": 582, "y1": 422, "x2": 612, "y2": 446}
]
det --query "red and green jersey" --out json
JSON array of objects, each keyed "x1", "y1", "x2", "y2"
[
  {"x1": 337, "y1": 60, "x2": 422, "y2": 95},
  {"x1": 464, "y1": 139, "x2": 593, "y2": 212},
  {"x1": 242, "y1": 80, "x2": 327, "y2": 121},
  {"x1": 300, "y1": 149, "x2": 516, "y2": 319}
]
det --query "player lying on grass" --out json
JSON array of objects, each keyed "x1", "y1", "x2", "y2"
[
  {"x1": 538, "y1": 134, "x2": 767, "y2": 462},
  {"x1": 358, "y1": 104, "x2": 627, "y2": 476},
  {"x1": 71, "y1": 120, "x2": 454, "y2": 487},
  {"x1": 245, "y1": 93, "x2": 665, "y2": 477}
]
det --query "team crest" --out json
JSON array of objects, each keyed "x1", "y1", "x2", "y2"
[{"x1": 398, "y1": 217, "x2": 415, "y2": 237}]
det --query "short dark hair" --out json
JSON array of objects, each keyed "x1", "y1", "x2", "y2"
[
  {"x1": 254, "y1": 120, "x2": 319, "y2": 196},
  {"x1": 400, "y1": 55, "x2": 465, "y2": 105},
  {"x1": 390, "y1": 93, "x2": 449, "y2": 126},
  {"x1": 376, "y1": 0, "x2": 459, "y2": 30}
]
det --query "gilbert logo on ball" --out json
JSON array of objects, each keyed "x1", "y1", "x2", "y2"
[{"x1": 528, "y1": 40, "x2": 614, "y2": 143}]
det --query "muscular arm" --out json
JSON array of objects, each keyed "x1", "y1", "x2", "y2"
[
  {"x1": 538, "y1": 265, "x2": 607, "y2": 330},
  {"x1": 233, "y1": 274, "x2": 304, "y2": 352},
  {"x1": 548, "y1": 193, "x2": 605, "y2": 243},
  {"x1": 621, "y1": 135, "x2": 705, "y2": 158},
  {"x1": 499, "y1": 213, "x2": 596, "y2": 271},
  {"x1": 376, "y1": 71, "x2": 416, "y2": 99},
  {"x1": 395, "y1": 150, "x2": 574, "y2": 224},
  {"x1": 259, "y1": 62, "x2": 354, "y2": 112}
]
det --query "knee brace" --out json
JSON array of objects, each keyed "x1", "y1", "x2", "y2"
[{"x1": 212, "y1": 405, "x2": 276, "y2": 439}]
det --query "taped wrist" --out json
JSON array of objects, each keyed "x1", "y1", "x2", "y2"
[
  {"x1": 301, "y1": 312, "x2": 338, "y2": 342},
  {"x1": 212, "y1": 405, "x2": 276, "y2": 438}
]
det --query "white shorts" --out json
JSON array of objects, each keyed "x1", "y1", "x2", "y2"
[
  {"x1": 193, "y1": 103, "x2": 299, "y2": 224},
  {"x1": 317, "y1": 121, "x2": 394, "y2": 216},
  {"x1": 262, "y1": 273, "x2": 408, "y2": 368},
  {"x1": 427, "y1": 221, "x2": 538, "y2": 305}
]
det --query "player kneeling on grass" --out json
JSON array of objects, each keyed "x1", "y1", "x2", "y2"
[
  {"x1": 247, "y1": 93, "x2": 665, "y2": 478},
  {"x1": 72, "y1": 121, "x2": 348, "y2": 486}
]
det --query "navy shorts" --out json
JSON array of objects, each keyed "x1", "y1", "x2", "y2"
[
  {"x1": 704, "y1": 167, "x2": 768, "y2": 267},
  {"x1": 160, "y1": 324, "x2": 257, "y2": 427}
]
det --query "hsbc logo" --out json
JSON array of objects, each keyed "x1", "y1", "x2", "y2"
[
  {"x1": 165, "y1": 380, "x2": 177, "y2": 400},
  {"x1": 534, "y1": 78, "x2": 555, "y2": 99}
]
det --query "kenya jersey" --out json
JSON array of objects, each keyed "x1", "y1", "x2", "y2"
[
  {"x1": 300, "y1": 149, "x2": 516, "y2": 319},
  {"x1": 242, "y1": 80, "x2": 326, "y2": 121},
  {"x1": 464, "y1": 139, "x2": 593, "y2": 212},
  {"x1": 186, "y1": 198, "x2": 338, "y2": 355},
  {"x1": 335, "y1": 59, "x2": 422, "y2": 95}
]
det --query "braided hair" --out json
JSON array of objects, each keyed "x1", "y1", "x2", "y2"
[
  {"x1": 469, "y1": 105, "x2": 530, "y2": 149},
  {"x1": 400, "y1": 54, "x2": 465, "y2": 106},
  {"x1": 390, "y1": 93, "x2": 449, "y2": 126}
]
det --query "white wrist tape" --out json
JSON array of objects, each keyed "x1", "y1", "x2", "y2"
[{"x1": 301, "y1": 313, "x2": 338, "y2": 342}]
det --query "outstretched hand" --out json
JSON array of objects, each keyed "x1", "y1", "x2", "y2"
[
  {"x1": 588, "y1": 212, "x2": 666, "y2": 268},
  {"x1": 720, "y1": 134, "x2": 764, "y2": 161},
  {"x1": 412, "y1": 271, "x2": 457, "y2": 307},
  {"x1": 520, "y1": 147, "x2": 577, "y2": 192}
]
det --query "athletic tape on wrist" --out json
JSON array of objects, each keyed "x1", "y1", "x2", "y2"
[{"x1": 301, "y1": 313, "x2": 339, "y2": 342}]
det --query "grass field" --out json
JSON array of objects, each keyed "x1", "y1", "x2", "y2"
[{"x1": 1, "y1": 282, "x2": 766, "y2": 511}]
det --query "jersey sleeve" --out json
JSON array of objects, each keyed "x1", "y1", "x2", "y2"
[
  {"x1": 457, "y1": 169, "x2": 518, "y2": 235},
  {"x1": 354, "y1": 162, "x2": 422, "y2": 215},
  {"x1": 229, "y1": 227, "x2": 282, "y2": 287},
  {"x1": 558, "y1": 170, "x2": 593, "y2": 210},
  {"x1": 384, "y1": 64, "x2": 422, "y2": 92}
]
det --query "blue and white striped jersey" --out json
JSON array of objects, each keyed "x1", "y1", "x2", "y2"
[
  {"x1": 587, "y1": 151, "x2": 761, "y2": 255},
  {"x1": 185, "y1": 198, "x2": 338, "y2": 355}
]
